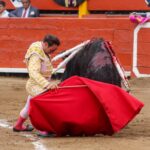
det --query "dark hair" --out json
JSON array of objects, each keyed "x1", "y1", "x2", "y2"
[
  {"x1": 0, "y1": 1, "x2": 6, "y2": 7},
  {"x1": 43, "y1": 34, "x2": 60, "y2": 47},
  {"x1": 21, "y1": 0, "x2": 30, "y2": 2}
]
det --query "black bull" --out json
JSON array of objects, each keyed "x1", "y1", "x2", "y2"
[{"x1": 52, "y1": 38, "x2": 121, "y2": 87}]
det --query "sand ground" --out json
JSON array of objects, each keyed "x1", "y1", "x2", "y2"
[{"x1": 0, "y1": 76, "x2": 150, "y2": 150}]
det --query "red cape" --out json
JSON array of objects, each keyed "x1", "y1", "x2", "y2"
[{"x1": 29, "y1": 76, "x2": 144, "y2": 136}]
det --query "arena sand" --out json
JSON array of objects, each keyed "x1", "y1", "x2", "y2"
[{"x1": 0, "y1": 76, "x2": 150, "y2": 150}]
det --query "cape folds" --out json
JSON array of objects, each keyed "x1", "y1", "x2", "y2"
[{"x1": 29, "y1": 76, "x2": 144, "y2": 136}]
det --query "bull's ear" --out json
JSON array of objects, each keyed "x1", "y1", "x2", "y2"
[{"x1": 53, "y1": 0, "x2": 86, "y2": 7}]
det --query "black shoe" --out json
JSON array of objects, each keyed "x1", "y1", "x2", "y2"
[
  {"x1": 37, "y1": 131, "x2": 56, "y2": 137},
  {"x1": 13, "y1": 124, "x2": 34, "y2": 132}
]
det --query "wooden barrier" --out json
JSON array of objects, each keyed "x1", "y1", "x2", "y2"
[
  {"x1": 88, "y1": 0, "x2": 149, "y2": 11},
  {"x1": 0, "y1": 16, "x2": 150, "y2": 76}
]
